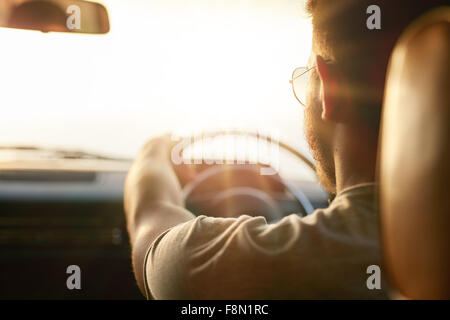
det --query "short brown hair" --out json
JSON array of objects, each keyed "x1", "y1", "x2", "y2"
[{"x1": 305, "y1": 0, "x2": 448, "y2": 130}]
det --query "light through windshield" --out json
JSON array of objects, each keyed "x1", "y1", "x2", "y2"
[{"x1": 0, "y1": 0, "x2": 312, "y2": 161}]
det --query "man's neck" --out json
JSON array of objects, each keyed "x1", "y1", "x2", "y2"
[{"x1": 333, "y1": 124, "x2": 378, "y2": 194}]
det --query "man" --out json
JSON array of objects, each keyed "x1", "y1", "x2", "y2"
[{"x1": 124, "y1": 0, "x2": 447, "y2": 299}]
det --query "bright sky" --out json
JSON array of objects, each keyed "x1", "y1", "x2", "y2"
[{"x1": 0, "y1": 0, "x2": 313, "y2": 161}]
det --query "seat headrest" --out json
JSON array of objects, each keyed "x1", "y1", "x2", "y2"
[{"x1": 379, "y1": 7, "x2": 450, "y2": 299}]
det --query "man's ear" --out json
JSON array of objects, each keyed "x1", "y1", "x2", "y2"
[{"x1": 315, "y1": 55, "x2": 341, "y2": 122}]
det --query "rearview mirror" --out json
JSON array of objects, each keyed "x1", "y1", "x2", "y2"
[{"x1": 0, "y1": 0, "x2": 110, "y2": 34}]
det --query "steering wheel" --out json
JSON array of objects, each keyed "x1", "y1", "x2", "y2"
[{"x1": 173, "y1": 131, "x2": 317, "y2": 220}]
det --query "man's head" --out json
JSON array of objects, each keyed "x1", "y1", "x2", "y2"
[{"x1": 302, "y1": 0, "x2": 448, "y2": 193}]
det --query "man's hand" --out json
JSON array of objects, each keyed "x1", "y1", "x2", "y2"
[
  {"x1": 125, "y1": 135, "x2": 180, "y2": 239},
  {"x1": 124, "y1": 134, "x2": 195, "y2": 296}
]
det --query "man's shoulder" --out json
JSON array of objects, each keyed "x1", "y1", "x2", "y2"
[{"x1": 303, "y1": 182, "x2": 379, "y2": 236}]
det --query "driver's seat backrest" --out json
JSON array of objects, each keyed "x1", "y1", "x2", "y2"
[{"x1": 379, "y1": 7, "x2": 450, "y2": 299}]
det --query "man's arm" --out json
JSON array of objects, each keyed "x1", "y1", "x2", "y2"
[{"x1": 124, "y1": 136, "x2": 195, "y2": 295}]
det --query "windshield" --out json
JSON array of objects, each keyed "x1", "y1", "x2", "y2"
[{"x1": 0, "y1": 0, "x2": 312, "y2": 164}]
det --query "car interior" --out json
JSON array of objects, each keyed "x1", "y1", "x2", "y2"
[
  {"x1": 0, "y1": 132, "x2": 327, "y2": 299},
  {"x1": 0, "y1": 0, "x2": 449, "y2": 300}
]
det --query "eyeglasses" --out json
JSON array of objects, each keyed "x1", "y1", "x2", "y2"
[
  {"x1": 290, "y1": 59, "x2": 332, "y2": 107},
  {"x1": 289, "y1": 65, "x2": 316, "y2": 107}
]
